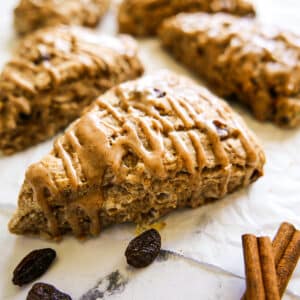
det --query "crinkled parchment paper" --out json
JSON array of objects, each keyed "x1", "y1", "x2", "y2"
[{"x1": 0, "y1": 1, "x2": 300, "y2": 299}]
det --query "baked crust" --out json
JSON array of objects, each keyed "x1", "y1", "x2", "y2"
[
  {"x1": 159, "y1": 13, "x2": 300, "y2": 127},
  {"x1": 9, "y1": 71, "x2": 265, "y2": 239},
  {"x1": 118, "y1": 0, "x2": 255, "y2": 36},
  {"x1": 14, "y1": 0, "x2": 110, "y2": 35},
  {"x1": 0, "y1": 26, "x2": 144, "y2": 154}
]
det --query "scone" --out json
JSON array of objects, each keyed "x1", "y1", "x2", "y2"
[
  {"x1": 159, "y1": 13, "x2": 300, "y2": 127},
  {"x1": 9, "y1": 71, "x2": 265, "y2": 239},
  {"x1": 14, "y1": 0, "x2": 110, "y2": 35},
  {"x1": 118, "y1": 0, "x2": 255, "y2": 36},
  {"x1": 0, "y1": 26, "x2": 144, "y2": 155}
]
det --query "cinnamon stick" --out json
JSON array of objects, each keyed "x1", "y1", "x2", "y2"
[
  {"x1": 257, "y1": 237, "x2": 280, "y2": 300},
  {"x1": 272, "y1": 222, "x2": 296, "y2": 265},
  {"x1": 242, "y1": 234, "x2": 265, "y2": 300},
  {"x1": 242, "y1": 222, "x2": 300, "y2": 299},
  {"x1": 276, "y1": 230, "x2": 300, "y2": 296}
]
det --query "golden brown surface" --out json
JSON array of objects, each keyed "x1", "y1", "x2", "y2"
[
  {"x1": 118, "y1": 0, "x2": 255, "y2": 36},
  {"x1": 9, "y1": 71, "x2": 265, "y2": 239},
  {"x1": 0, "y1": 25, "x2": 144, "y2": 154},
  {"x1": 159, "y1": 13, "x2": 300, "y2": 127},
  {"x1": 14, "y1": 0, "x2": 110, "y2": 35}
]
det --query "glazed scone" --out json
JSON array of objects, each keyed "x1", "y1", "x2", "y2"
[
  {"x1": 9, "y1": 71, "x2": 265, "y2": 239},
  {"x1": 14, "y1": 0, "x2": 110, "y2": 35},
  {"x1": 159, "y1": 13, "x2": 300, "y2": 127},
  {"x1": 0, "y1": 26, "x2": 144, "y2": 155},
  {"x1": 118, "y1": 0, "x2": 255, "y2": 36}
]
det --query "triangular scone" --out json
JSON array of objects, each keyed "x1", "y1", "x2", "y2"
[
  {"x1": 0, "y1": 26, "x2": 143, "y2": 154},
  {"x1": 159, "y1": 13, "x2": 300, "y2": 127},
  {"x1": 14, "y1": 0, "x2": 110, "y2": 35},
  {"x1": 9, "y1": 71, "x2": 265, "y2": 239},
  {"x1": 118, "y1": 0, "x2": 255, "y2": 36}
]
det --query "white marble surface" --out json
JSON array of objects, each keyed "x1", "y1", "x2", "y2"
[{"x1": 1, "y1": 1, "x2": 300, "y2": 299}]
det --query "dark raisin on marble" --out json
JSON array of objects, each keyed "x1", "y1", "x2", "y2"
[
  {"x1": 13, "y1": 248, "x2": 56, "y2": 286},
  {"x1": 125, "y1": 229, "x2": 161, "y2": 268},
  {"x1": 27, "y1": 282, "x2": 72, "y2": 300}
]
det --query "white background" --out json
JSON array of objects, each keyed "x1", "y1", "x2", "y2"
[{"x1": 0, "y1": 0, "x2": 300, "y2": 299}]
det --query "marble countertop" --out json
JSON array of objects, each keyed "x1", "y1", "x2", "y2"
[{"x1": 1, "y1": 1, "x2": 300, "y2": 299}]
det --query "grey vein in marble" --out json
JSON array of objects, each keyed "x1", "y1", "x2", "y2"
[{"x1": 80, "y1": 270, "x2": 128, "y2": 300}]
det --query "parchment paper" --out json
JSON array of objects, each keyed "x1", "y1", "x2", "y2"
[{"x1": 0, "y1": 1, "x2": 300, "y2": 299}]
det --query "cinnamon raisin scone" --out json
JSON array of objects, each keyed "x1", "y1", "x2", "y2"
[
  {"x1": 118, "y1": 0, "x2": 255, "y2": 36},
  {"x1": 0, "y1": 26, "x2": 143, "y2": 155},
  {"x1": 159, "y1": 13, "x2": 300, "y2": 127},
  {"x1": 14, "y1": 0, "x2": 110, "y2": 35},
  {"x1": 9, "y1": 71, "x2": 265, "y2": 239}
]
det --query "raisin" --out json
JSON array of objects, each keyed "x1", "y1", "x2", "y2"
[
  {"x1": 34, "y1": 53, "x2": 51, "y2": 64},
  {"x1": 269, "y1": 87, "x2": 278, "y2": 98},
  {"x1": 279, "y1": 116, "x2": 290, "y2": 126},
  {"x1": 213, "y1": 120, "x2": 230, "y2": 140},
  {"x1": 125, "y1": 229, "x2": 161, "y2": 268},
  {"x1": 153, "y1": 88, "x2": 166, "y2": 98},
  {"x1": 19, "y1": 113, "x2": 31, "y2": 121},
  {"x1": 27, "y1": 282, "x2": 72, "y2": 300},
  {"x1": 250, "y1": 169, "x2": 261, "y2": 182},
  {"x1": 197, "y1": 47, "x2": 204, "y2": 55},
  {"x1": 13, "y1": 248, "x2": 56, "y2": 286}
]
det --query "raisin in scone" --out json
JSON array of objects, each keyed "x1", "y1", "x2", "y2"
[
  {"x1": 9, "y1": 71, "x2": 265, "y2": 239},
  {"x1": 118, "y1": 0, "x2": 255, "y2": 36},
  {"x1": 14, "y1": 0, "x2": 110, "y2": 35},
  {"x1": 0, "y1": 26, "x2": 143, "y2": 155},
  {"x1": 160, "y1": 13, "x2": 300, "y2": 127}
]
